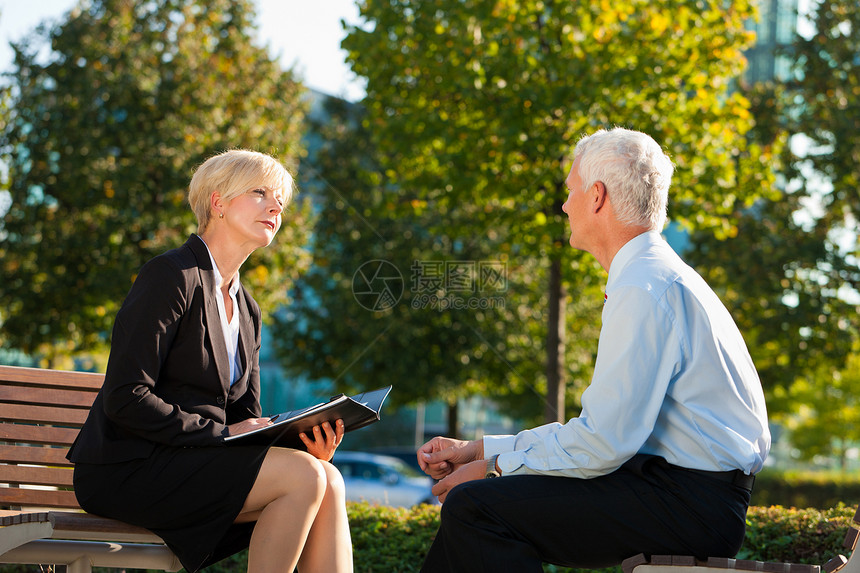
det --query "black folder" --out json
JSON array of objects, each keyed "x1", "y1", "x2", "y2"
[{"x1": 224, "y1": 386, "x2": 392, "y2": 449}]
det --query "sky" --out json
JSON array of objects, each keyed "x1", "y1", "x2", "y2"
[{"x1": 0, "y1": 0, "x2": 366, "y2": 101}]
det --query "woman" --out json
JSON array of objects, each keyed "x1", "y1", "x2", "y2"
[{"x1": 67, "y1": 149, "x2": 353, "y2": 573}]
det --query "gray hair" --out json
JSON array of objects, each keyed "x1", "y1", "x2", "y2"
[{"x1": 573, "y1": 128, "x2": 674, "y2": 231}]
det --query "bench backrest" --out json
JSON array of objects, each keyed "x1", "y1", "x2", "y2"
[{"x1": 0, "y1": 365, "x2": 102, "y2": 510}]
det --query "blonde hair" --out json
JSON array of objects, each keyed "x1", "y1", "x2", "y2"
[{"x1": 188, "y1": 149, "x2": 294, "y2": 233}]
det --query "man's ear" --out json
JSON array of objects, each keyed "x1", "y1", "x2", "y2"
[{"x1": 591, "y1": 181, "x2": 608, "y2": 213}]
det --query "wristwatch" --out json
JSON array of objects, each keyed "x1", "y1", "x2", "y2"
[{"x1": 485, "y1": 454, "x2": 501, "y2": 479}]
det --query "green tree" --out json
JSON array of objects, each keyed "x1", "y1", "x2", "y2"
[
  {"x1": 0, "y1": 79, "x2": 10, "y2": 339},
  {"x1": 0, "y1": 0, "x2": 312, "y2": 363},
  {"x1": 788, "y1": 348, "x2": 860, "y2": 471},
  {"x1": 782, "y1": 0, "x2": 860, "y2": 464},
  {"x1": 779, "y1": 0, "x2": 860, "y2": 459},
  {"x1": 342, "y1": 0, "x2": 777, "y2": 422},
  {"x1": 275, "y1": 96, "x2": 597, "y2": 436},
  {"x1": 790, "y1": 0, "x2": 860, "y2": 223}
]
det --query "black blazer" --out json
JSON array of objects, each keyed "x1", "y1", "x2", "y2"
[{"x1": 68, "y1": 235, "x2": 263, "y2": 464}]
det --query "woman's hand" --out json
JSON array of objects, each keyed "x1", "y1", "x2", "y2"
[
  {"x1": 299, "y1": 419, "x2": 345, "y2": 461},
  {"x1": 227, "y1": 417, "x2": 272, "y2": 436}
]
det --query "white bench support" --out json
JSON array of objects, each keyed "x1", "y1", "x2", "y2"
[
  {"x1": 2, "y1": 539, "x2": 181, "y2": 573},
  {"x1": 0, "y1": 511, "x2": 181, "y2": 572}
]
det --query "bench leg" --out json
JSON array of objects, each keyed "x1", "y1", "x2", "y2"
[{"x1": 66, "y1": 557, "x2": 92, "y2": 573}]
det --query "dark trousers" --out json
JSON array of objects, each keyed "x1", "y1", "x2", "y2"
[{"x1": 420, "y1": 455, "x2": 752, "y2": 573}]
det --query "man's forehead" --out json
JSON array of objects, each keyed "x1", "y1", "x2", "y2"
[{"x1": 566, "y1": 157, "x2": 581, "y2": 179}]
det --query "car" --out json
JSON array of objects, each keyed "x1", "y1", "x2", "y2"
[
  {"x1": 331, "y1": 451, "x2": 438, "y2": 507},
  {"x1": 366, "y1": 446, "x2": 425, "y2": 475}
]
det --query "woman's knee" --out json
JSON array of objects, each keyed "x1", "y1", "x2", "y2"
[
  {"x1": 265, "y1": 448, "x2": 328, "y2": 500},
  {"x1": 320, "y1": 461, "x2": 346, "y2": 499}
]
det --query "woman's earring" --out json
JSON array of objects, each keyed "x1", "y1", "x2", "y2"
[{"x1": 219, "y1": 212, "x2": 224, "y2": 219}]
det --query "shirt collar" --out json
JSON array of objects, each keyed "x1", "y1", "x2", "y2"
[{"x1": 606, "y1": 231, "x2": 663, "y2": 290}]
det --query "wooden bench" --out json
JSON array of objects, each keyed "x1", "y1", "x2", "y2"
[
  {"x1": 0, "y1": 364, "x2": 181, "y2": 573},
  {"x1": 623, "y1": 554, "x2": 821, "y2": 573},
  {"x1": 622, "y1": 507, "x2": 860, "y2": 573}
]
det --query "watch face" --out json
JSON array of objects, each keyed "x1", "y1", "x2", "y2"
[{"x1": 485, "y1": 456, "x2": 500, "y2": 478}]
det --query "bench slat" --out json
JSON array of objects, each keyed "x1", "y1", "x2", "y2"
[
  {"x1": 0, "y1": 487, "x2": 79, "y2": 509},
  {"x1": 0, "y1": 425, "x2": 80, "y2": 447},
  {"x1": 0, "y1": 386, "x2": 95, "y2": 409},
  {"x1": 0, "y1": 404, "x2": 88, "y2": 426},
  {"x1": 0, "y1": 464, "x2": 74, "y2": 487},
  {"x1": 0, "y1": 445, "x2": 72, "y2": 467},
  {"x1": 50, "y1": 512, "x2": 156, "y2": 538},
  {"x1": 2, "y1": 512, "x2": 155, "y2": 538},
  {"x1": 0, "y1": 366, "x2": 103, "y2": 391}
]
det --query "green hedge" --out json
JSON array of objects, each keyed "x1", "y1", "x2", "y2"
[
  {"x1": 0, "y1": 504, "x2": 856, "y2": 573},
  {"x1": 739, "y1": 505, "x2": 855, "y2": 564},
  {"x1": 752, "y1": 470, "x2": 860, "y2": 510}
]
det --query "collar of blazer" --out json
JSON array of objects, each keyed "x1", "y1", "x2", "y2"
[
  {"x1": 187, "y1": 234, "x2": 256, "y2": 395},
  {"x1": 232, "y1": 286, "x2": 256, "y2": 392}
]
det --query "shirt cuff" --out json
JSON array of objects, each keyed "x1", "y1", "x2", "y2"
[
  {"x1": 483, "y1": 435, "x2": 525, "y2": 474},
  {"x1": 483, "y1": 434, "x2": 516, "y2": 457}
]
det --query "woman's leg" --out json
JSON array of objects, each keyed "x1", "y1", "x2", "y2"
[
  {"x1": 297, "y1": 461, "x2": 353, "y2": 572},
  {"x1": 235, "y1": 447, "x2": 352, "y2": 573}
]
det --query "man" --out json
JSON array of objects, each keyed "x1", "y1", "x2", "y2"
[{"x1": 417, "y1": 127, "x2": 770, "y2": 572}]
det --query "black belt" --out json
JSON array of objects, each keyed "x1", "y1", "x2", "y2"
[
  {"x1": 678, "y1": 466, "x2": 756, "y2": 492},
  {"x1": 624, "y1": 455, "x2": 756, "y2": 493}
]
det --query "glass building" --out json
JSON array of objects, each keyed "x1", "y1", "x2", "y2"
[{"x1": 744, "y1": 0, "x2": 799, "y2": 84}]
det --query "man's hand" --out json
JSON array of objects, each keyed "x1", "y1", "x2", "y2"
[
  {"x1": 431, "y1": 459, "x2": 486, "y2": 503},
  {"x1": 299, "y1": 419, "x2": 344, "y2": 462},
  {"x1": 417, "y1": 436, "x2": 482, "y2": 480}
]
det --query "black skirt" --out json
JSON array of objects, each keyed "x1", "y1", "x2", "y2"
[{"x1": 73, "y1": 443, "x2": 271, "y2": 572}]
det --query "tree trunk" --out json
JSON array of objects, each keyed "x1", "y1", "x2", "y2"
[
  {"x1": 544, "y1": 256, "x2": 566, "y2": 423},
  {"x1": 446, "y1": 399, "x2": 459, "y2": 439},
  {"x1": 839, "y1": 440, "x2": 848, "y2": 472}
]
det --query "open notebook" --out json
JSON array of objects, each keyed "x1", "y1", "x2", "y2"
[{"x1": 224, "y1": 386, "x2": 393, "y2": 449}]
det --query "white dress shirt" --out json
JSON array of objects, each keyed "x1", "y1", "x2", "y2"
[
  {"x1": 199, "y1": 238, "x2": 242, "y2": 385},
  {"x1": 485, "y1": 231, "x2": 771, "y2": 477}
]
